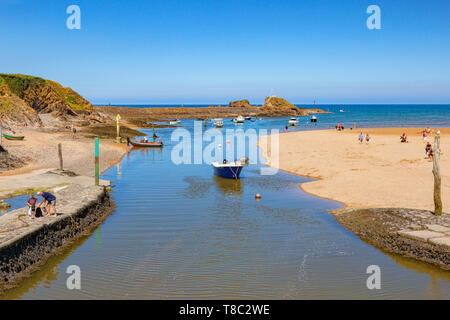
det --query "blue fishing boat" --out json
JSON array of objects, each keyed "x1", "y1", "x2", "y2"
[{"x1": 212, "y1": 160, "x2": 246, "y2": 179}]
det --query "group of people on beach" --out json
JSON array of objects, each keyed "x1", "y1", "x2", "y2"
[
  {"x1": 336, "y1": 123, "x2": 345, "y2": 131},
  {"x1": 26, "y1": 191, "x2": 57, "y2": 219},
  {"x1": 359, "y1": 132, "x2": 370, "y2": 144}
]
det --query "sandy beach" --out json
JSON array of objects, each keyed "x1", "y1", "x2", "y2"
[
  {"x1": 260, "y1": 128, "x2": 449, "y2": 212},
  {"x1": 0, "y1": 128, "x2": 128, "y2": 177}
]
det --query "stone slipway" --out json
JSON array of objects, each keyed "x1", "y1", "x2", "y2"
[
  {"x1": 0, "y1": 168, "x2": 110, "y2": 199},
  {"x1": 0, "y1": 182, "x2": 113, "y2": 292},
  {"x1": 332, "y1": 208, "x2": 450, "y2": 270}
]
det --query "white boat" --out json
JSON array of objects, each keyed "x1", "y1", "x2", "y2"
[
  {"x1": 233, "y1": 115, "x2": 245, "y2": 123},
  {"x1": 288, "y1": 117, "x2": 299, "y2": 126},
  {"x1": 169, "y1": 119, "x2": 181, "y2": 125},
  {"x1": 339, "y1": 109, "x2": 344, "y2": 113},
  {"x1": 310, "y1": 115, "x2": 317, "y2": 123},
  {"x1": 214, "y1": 119, "x2": 223, "y2": 127}
]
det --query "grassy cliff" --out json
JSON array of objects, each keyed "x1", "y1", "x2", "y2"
[{"x1": 0, "y1": 74, "x2": 93, "y2": 126}]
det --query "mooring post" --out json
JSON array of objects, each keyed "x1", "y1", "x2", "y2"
[
  {"x1": 116, "y1": 114, "x2": 121, "y2": 143},
  {"x1": 58, "y1": 143, "x2": 63, "y2": 170},
  {"x1": 433, "y1": 135, "x2": 442, "y2": 216},
  {"x1": 95, "y1": 137, "x2": 99, "y2": 186}
]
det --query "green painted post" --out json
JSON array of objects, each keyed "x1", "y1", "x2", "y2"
[{"x1": 95, "y1": 137, "x2": 99, "y2": 186}]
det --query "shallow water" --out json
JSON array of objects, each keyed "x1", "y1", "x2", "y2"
[{"x1": 2, "y1": 107, "x2": 450, "y2": 299}]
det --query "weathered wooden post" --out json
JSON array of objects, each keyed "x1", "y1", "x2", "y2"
[
  {"x1": 433, "y1": 135, "x2": 442, "y2": 216},
  {"x1": 58, "y1": 143, "x2": 63, "y2": 170},
  {"x1": 116, "y1": 114, "x2": 121, "y2": 143},
  {"x1": 95, "y1": 137, "x2": 99, "y2": 186}
]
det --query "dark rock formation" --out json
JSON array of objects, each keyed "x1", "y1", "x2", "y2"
[
  {"x1": 228, "y1": 99, "x2": 254, "y2": 108},
  {"x1": 260, "y1": 96, "x2": 300, "y2": 116}
]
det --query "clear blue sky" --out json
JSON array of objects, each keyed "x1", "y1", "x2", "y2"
[{"x1": 1, "y1": 0, "x2": 449, "y2": 104}]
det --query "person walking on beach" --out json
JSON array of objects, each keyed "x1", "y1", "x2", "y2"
[
  {"x1": 425, "y1": 142, "x2": 432, "y2": 157},
  {"x1": 365, "y1": 134, "x2": 370, "y2": 144},
  {"x1": 72, "y1": 125, "x2": 77, "y2": 139},
  {"x1": 37, "y1": 191, "x2": 57, "y2": 217},
  {"x1": 359, "y1": 132, "x2": 364, "y2": 144},
  {"x1": 26, "y1": 193, "x2": 37, "y2": 219}
]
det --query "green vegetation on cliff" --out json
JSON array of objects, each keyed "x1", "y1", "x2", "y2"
[{"x1": 0, "y1": 74, "x2": 94, "y2": 126}]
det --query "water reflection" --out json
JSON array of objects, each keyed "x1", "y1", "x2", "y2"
[
  {"x1": 213, "y1": 176, "x2": 243, "y2": 197},
  {"x1": 4, "y1": 122, "x2": 450, "y2": 299}
]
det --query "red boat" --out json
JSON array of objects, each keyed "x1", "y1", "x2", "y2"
[{"x1": 130, "y1": 140, "x2": 163, "y2": 148}]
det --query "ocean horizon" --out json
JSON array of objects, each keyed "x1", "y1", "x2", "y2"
[{"x1": 97, "y1": 104, "x2": 450, "y2": 128}]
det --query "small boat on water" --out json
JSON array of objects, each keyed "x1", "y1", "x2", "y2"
[
  {"x1": 130, "y1": 140, "x2": 163, "y2": 148},
  {"x1": 232, "y1": 115, "x2": 245, "y2": 124},
  {"x1": 213, "y1": 119, "x2": 223, "y2": 128},
  {"x1": 288, "y1": 117, "x2": 299, "y2": 126},
  {"x1": 339, "y1": 109, "x2": 344, "y2": 113},
  {"x1": 169, "y1": 119, "x2": 181, "y2": 125},
  {"x1": 310, "y1": 115, "x2": 317, "y2": 123},
  {"x1": 2, "y1": 134, "x2": 24, "y2": 140},
  {"x1": 212, "y1": 159, "x2": 247, "y2": 179}
]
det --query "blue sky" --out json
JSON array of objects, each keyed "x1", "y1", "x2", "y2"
[{"x1": 0, "y1": 0, "x2": 449, "y2": 104}]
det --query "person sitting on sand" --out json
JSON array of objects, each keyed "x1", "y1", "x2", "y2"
[
  {"x1": 365, "y1": 134, "x2": 370, "y2": 144},
  {"x1": 37, "y1": 191, "x2": 57, "y2": 217},
  {"x1": 400, "y1": 133, "x2": 408, "y2": 143},
  {"x1": 26, "y1": 193, "x2": 37, "y2": 219},
  {"x1": 359, "y1": 132, "x2": 364, "y2": 144}
]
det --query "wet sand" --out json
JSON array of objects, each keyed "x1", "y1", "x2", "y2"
[
  {"x1": 0, "y1": 128, "x2": 128, "y2": 177},
  {"x1": 260, "y1": 128, "x2": 450, "y2": 212}
]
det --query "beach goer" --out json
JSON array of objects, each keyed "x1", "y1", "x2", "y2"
[
  {"x1": 428, "y1": 147, "x2": 434, "y2": 162},
  {"x1": 37, "y1": 191, "x2": 57, "y2": 217},
  {"x1": 341, "y1": 123, "x2": 345, "y2": 130},
  {"x1": 425, "y1": 142, "x2": 432, "y2": 157},
  {"x1": 359, "y1": 132, "x2": 364, "y2": 144},
  {"x1": 26, "y1": 193, "x2": 37, "y2": 219},
  {"x1": 423, "y1": 130, "x2": 427, "y2": 141},
  {"x1": 365, "y1": 134, "x2": 370, "y2": 144},
  {"x1": 400, "y1": 133, "x2": 408, "y2": 143},
  {"x1": 72, "y1": 125, "x2": 77, "y2": 139},
  {"x1": 126, "y1": 137, "x2": 130, "y2": 146}
]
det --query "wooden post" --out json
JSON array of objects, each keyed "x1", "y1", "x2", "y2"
[
  {"x1": 433, "y1": 135, "x2": 442, "y2": 216},
  {"x1": 116, "y1": 114, "x2": 121, "y2": 143},
  {"x1": 95, "y1": 137, "x2": 99, "y2": 186},
  {"x1": 58, "y1": 143, "x2": 63, "y2": 170}
]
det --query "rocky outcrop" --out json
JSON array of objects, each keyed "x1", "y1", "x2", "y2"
[
  {"x1": 260, "y1": 96, "x2": 300, "y2": 116},
  {"x1": 228, "y1": 99, "x2": 254, "y2": 108},
  {"x1": 0, "y1": 74, "x2": 100, "y2": 127}
]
